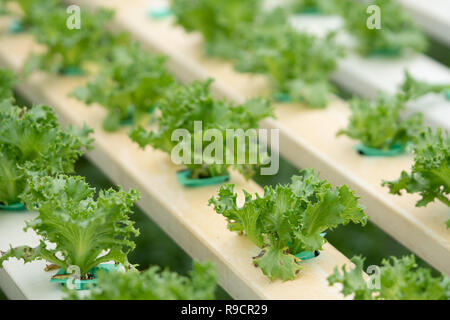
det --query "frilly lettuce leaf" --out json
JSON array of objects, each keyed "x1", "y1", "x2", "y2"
[
  {"x1": 72, "y1": 44, "x2": 174, "y2": 132},
  {"x1": 209, "y1": 169, "x2": 367, "y2": 281},
  {"x1": 0, "y1": 175, "x2": 140, "y2": 277},
  {"x1": 0, "y1": 68, "x2": 16, "y2": 102},
  {"x1": 129, "y1": 79, "x2": 273, "y2": 180},
  {"x1": 400, "y1": 71, "x2": 450, "y2": 101},
  {"x1": 0, "y1": 104, "x2": 92, "y2": 205},
  {"x1": 337, "y1": 94, "x2": 423, "y2": 150},
  {"x1": 24, "y1": 7, "x2": 129, "y2": 75}
]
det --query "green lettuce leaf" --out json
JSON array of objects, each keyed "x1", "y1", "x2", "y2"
[
  {"x1": 400, "y1": 71, "x2": 450, "y2": 101},
  {"x1": 24, "y1": 7, "x2": 129, "y2": 75},
  {"x1": 1, "y1": 175, "x2": 140, "y2": 277},
  {"x1": 336, "y1": 0, "x2": 427, "y2": 55},
  {"x1": 337, "y1": 94, "x2": 423, "y2": 150},
  {"x1": 172, "y1": 0, "x2": 343, "y2": 108},
  {"x1": 383, "y1": 128, "x2": 450, "y2": 227},
  {"x1": 329, "y1": 255, "x2": 450, "y2": 300},
  {"x1": 209, "y1": 169, "x2": 367, "y2": 281},
  {"x1": 65, "y1": 261, "x2": 217, "y2": 300},
  {"x1": 0, "y1": 68, "x2": 16, "y2": 102}
]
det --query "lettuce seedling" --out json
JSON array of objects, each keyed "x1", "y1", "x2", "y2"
[
  {"x1": 0, "y1": 68, "x2": 16, "y2": 101},
  {"x1": 0, "y1": 103, "x2": 92, "y2": 206},
  {"x1": 209, "y1": 169, "x2": 368, "y2": 281},
  {"x1": 5, "y1": 0, "x2": 60, "y2": 29},
  {"x1": 130, "y1": 79, "x2": 273, "y2": 180},
  {"x1": 172, "y1": 0, "x2": 261, "y2": 59},
  {"x1": 243, "y1": 25, "x2": 343, "y2": 108},
  {"x1": 66, "y1": 261, "x2": 216, "y2": 300},
  {"x1": 328, "y1": 255, "x2": 450, "y2": 300},
  {"x1": 0, "y1": 175, "x2": 140, "y2": 277},
  {"x1": 24, "y1": 7, "x2": 129, "y2": 75},
  {"x1": 172, "y1": 0, "x2": 343, "y2": 108},
  {"x1": 336, "y1": 0, "x2": 427, "y2": 56},
  {"x1": 383, "y1": 128, "x2": 450, "y2": 227},
  {"x1": 401, "y1": 71, "x2": 450, "y2": 101},
  {"x1": 337, "y1": 95, "x2": 423, "y2": 150},
  {"x1": 72, "y1": 45, "x2": 174, "y2": 132}
]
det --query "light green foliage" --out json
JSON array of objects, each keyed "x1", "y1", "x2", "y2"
[
  {"x1": 328, "y1": 255, "x2": 450, "y2": 300},
  {"x1": 209, "y1": 169, "x2": 367, "y2": 280},
  {"x1": 336, "y1": 0, "x2": 427, "y2": 55},
  {"x1": 130, "y1": 79, "x2": 273, "y2": 180},
  {"x1": 0, "y1": 68, "x2": 16, "y2": 102},
  {"x1": 0, "y1": 175, "x2": 140, "y2": 277},
  {"x1": 400, "y1": 71, "x2": 450, "y2": 101},
  {"x1": 24, "y1": 7, "x2": 129, "y2": 75},
  {"x1": 72, "y1": 45, "x2": 174, "y2": 132},
  {"x1": 65, "y1": 261, "x2": 217, "y2": 300},
  {"x1": 338, "y1": 95, "x2": 423, "y2": 149},
  {"x1": 0, "y1": 103, "x2": 92, "y2": 205},
  {"x1": 383, "y1": 128, "x2": 450, "y2": 227},
  {"x1": 172, "y1": 0, "x2": 343, "y2": 107}
]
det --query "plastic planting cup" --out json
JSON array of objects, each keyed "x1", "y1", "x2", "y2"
[
  {"x1": 298, "y1": 6, "x2": 320, "y2": 14},
  {"x1": 61, "y1": 66, "x2": 84, "y2": 77},
  {"x1": 0, "y1": 202, "x2": 26, "y2": 211},
  {"x1": 176, "y1": 169, "x2": 230, "y2": 187},
  {"x1": 273, "y1": 92, "x2": 292, "y2": 103},
  {"x1": 8, "y1": 19, "x2": 24, "y2": 34},
  {"x1": 50, "y1": 263, "x2": 121, "y2": 290},
  {"x1": 355, "y1": 143, "x2": 404, "y2": 157}
]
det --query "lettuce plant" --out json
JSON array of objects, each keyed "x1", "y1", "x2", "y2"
[
  {"x1": 66, "y1": 261, "x2": 216, "y2": 300},
  {"x1": 0, "y1": 68, "x2": 16, "y2": 101},
  {"x1": 5, "y1": 0, "x2": 60, "y2": 29},
  {"x1": 172, "y1": 0, "x2": 343, "y2": 107},
  {"x1": 24, "y1": 7, "x2": 129, "y2": 75},
  {"x1": 172, "y1": 0, "x2": 261, "y2": 59},
  {"x1": 337, "y1": 0, "x2": 427, "y2": 56},
  {"x1": 328, "y1": 255, "x2": 450, "y2": 300},
  {"x1": 383, "y1": 128, "x2": 450, "y2": 227},
  {"x1": 337, "y1": 95, "x2": 423, "y2": 150},
  {"x1": 130, "y1": 80, "x2": 273, "y2": 180},
  {"x1": 209, "y1": 169, "x2": 368, "y2": 281},
  {"x1": 401, "y1": 71, "x2": 450, "y2": 101},
  {"x1": 0, "y1": 175, "x2": 140, "y2": 278},
  {"x1": 0, "y1": 102, "x2": 92, "y2": 206},
  {"x1": 72, "y1": 45, "x2": 174, "y2": 132}
]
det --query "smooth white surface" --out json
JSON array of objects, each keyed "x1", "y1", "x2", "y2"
[
  {"x1": 0, "y1": 212, "x2": 62, "y2": 300},
  {"x1": 398, "y1": 0, "x2": 450, "y2": 46}
]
